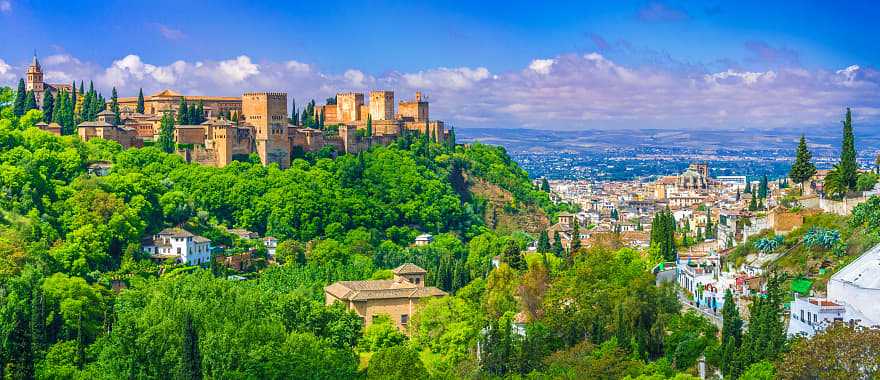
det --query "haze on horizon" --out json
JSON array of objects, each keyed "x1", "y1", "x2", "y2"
[{"x1": 0, "y1": 0, "x2": 877, "y2": 132}]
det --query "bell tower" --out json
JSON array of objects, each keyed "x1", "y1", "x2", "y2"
[{"x1": 26, "y1": 52, "x2": 44, "y2": 93}]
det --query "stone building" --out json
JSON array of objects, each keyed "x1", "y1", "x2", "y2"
[
  {"x1": 25, "y1": 54, "x2": 73, "y2": 109},
  {"x1": 77, "y1": 110, "x2": 141, "y2": 148},
  {"x1": 117, "y1": 89, "x2": 241, "y2": 119},
  {"x1": 243, "y1": 92, "x2": 291, "y2": 168},
  {"x1": 324, "y1": 263, "x2": 447, "y2": 331}
]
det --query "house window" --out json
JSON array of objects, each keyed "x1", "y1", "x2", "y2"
[
  {"x1": 414, "y1": 277, "x2": 420, "y2": 284},
  {"x1": 177, "y1": 247, "x2": 181, "y2": 255},
  {"x1": 800, "y1": 310, "x2": 804, "y2": 322},
  {"x1": 814, "y1": 314, "x2": 818, "y2": 324},
  {"x1": 400, "y1": 314, "x2": 409, "y2": 325}
]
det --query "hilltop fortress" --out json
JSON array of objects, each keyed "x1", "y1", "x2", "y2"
[{"x1": 24, "y1": 54, "x2": 448, "y2": 168}]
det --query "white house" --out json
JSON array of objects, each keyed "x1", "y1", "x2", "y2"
[
  {"x1": 142, "y1": 228, "x2": 211, "y2": 265},
  {"x1": 787, "y1": 243, "x2": 880, "y2": 337},
  {"x1": 414, "y1": 233, "x2": 434, "y2": 246},
  {"x1": 263, "y1": 236, "x2": 278, "y2": 258}
]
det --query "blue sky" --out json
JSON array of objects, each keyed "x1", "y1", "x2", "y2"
[{"x1": 0, "y1": 1, "x2": 878, "y2": 130}]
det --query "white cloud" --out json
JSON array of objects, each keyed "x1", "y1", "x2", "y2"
[
  {"x1": 285, "y1": 60, "x2": 310, "y2": 73},
  {"x1": 216, "y1": 56, "x2": 259, "y2": 83},
  {"x1": 401, "y1": 67, "x2": 490, "y2": 90},
  {"x1": 704, "y1": 69, "x2": 777, "y2": 85},
  {"x1": 0, "y1": 58, "x2": 13, "y2": 82},
  {"x1": 344, "y1": 69, "x2": 366, "y2": 87},
  {"x1": 528, "y1": 59, "x2": 555, "y2": 75}
]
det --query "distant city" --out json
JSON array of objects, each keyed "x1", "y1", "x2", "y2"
[{"x1": 458, "y1": 127, "x2": 880, "y2": 182}]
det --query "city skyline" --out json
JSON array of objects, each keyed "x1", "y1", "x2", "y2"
[{"x1": 1, "y1": 1, "x2": 878, "y2": 131}]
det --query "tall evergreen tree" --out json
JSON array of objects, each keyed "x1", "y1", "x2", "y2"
[
  {"x1": 181, "y1": 314, "x2": 202, "y2": 380},
  {"x1": 570, "y1": 218, "x2": 581, "y2": 252},
  {"x1": 749, "y1": 191, "x2": 758, "y2": 211},
  {"x1": 159, "y1": 112, "x2": 176, "y2": 153},
  {"x1": 52, "y1": 90, "x2": 64, "y2": 124},
  {"x1": 41, "y1": 91, "x2": 54, "y2": 122},
  {"x1": 758, "y1": 175, "x2": 769, "y2": 199},
  {"x1": 71, "y1": 80, "x2": 77, "y2": 109},
  {"x1": 366, "y1": 114, "x2": 373, "y2": 137},
  {"x1": 110, "y1": 87, "x2": 120, "y2": 125},
  {"x1": 13, "y1": 78, "x2": 27, "y2": 117},
  {"x1": 540, "y1": 178, "x2": 551, "y2": 192},
  {"x1": 79, "y1": 80, "x2": 84, "y2": 95},
  {"x1": 196, "y1": 100, "x2": 205, "y2": 124},
  {"x1": 177, "y1": 98, "x2": 189, "y2": 125},
  {"x1": 553, "y1": 232, "x2": 563, "y2": 258},
  {"x1": 744, "y1": 180, "x2": 751, "y2": 194},
  {"x1": 537, "y1": 230, "x2": 551, "y2": 252},
  {"x1": 136, "y1": 88, "x2": 145, "y2": 114},
  {"x1": 24, "y1": 91, "x2": 37, "y2": 112},
  {"x1": 840, "y1": 107, "x2": 858, "y2": 192}
]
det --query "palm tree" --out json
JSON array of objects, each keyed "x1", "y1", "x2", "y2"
[{"x1": 823, "y1": 164, "x2": 847, "y2": 200}]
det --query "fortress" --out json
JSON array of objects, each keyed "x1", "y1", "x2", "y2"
[{"x1": 24, "y1": 55, "x2": 449, "y2": 168}]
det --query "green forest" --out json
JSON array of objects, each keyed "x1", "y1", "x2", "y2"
[{"x1": 0, "y1": 86, "x2": 877, "y2": 380}]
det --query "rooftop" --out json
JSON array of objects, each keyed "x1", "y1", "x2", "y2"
[{"x1": 393, "y1": 263, "x2": 427, "y2": 275}]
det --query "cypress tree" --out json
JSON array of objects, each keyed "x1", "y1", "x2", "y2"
[
  {"x1": 196, "y1": 100, "x2": 205, "y2": 124},
  {"x1": 570, "y1": 218, "x2": 581, "y2": 252},
  {"x1": 538, "y1": 230, "x2": 550, "y2": 252},
  {"x1": 79, "y1": 80, "x2": 84, "y2": 95},
  {"x1": 41, "y1": 91, "x2": 54, "y2": 122},
  {"x1": 24, "y1": 91, "x2": 37, "y2": 111},
  {"x1": 52, "y1": 90, "x2": 64, "y2": 124},
  {"x1": 181, "y1": 313, "x2": 202, "y2": 380},
  {"x1": 136, "y1": 88, "x2": 145, "y2": 114},
  {"x1": 80, "y1": 89, "x2": 92, "y2": 121},
  {"x1": 159, "y1": 112, "x2": 176, "y2": 153},
  {"x1": 177, "y1": 98, "x2": 189, "y2": 125},
  {"x1": 553, "y1": 232, "x2": 563, "y2": 258},
  {"x1": 758, "y1": 175, "x2": 769, "y2": 199},
  {"x1": 13, "y1": 78, "x2": 26, "y2": 117},
  {"x1": 110, "y1": 87, "x2": 120, "y2": 125},
  {"x1": 840, "y1": 108, "x2": 858, "y2": 191},
  {"x1": 366, "y1": 114, "x2": 373, "y2": 136},
  {"x1": 71, "y1": 81, "x2": 77, "y2": 106},
  {"x1": 749, "y1": 191, "x2": 758, "y2": 211},
  {"x1": 744, "y1": 181, "x2": 751, "y2": 193},
  {"x1": 540, "y1": 178, "x2": 551, "y2": 192}
]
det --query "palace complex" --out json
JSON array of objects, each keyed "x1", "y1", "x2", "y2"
[{"x1": 24, "y1": 54, "x2": 450, "y2": 169}]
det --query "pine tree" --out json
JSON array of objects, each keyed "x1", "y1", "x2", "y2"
[
  {"x1": 41, "y1": 91, "x2": 54, "y2": 122},
  {"x1": 24, "y1": 91, "x2": 37, "y2": 111},
  {"x1": 136, "y1": 88, "x2": 145, "y2": 114},
  {"x1": 540, "y1": 178, "x2": 551, "y2": 192},
  {"x1": 181, "y1": 313, "x2": 203, "y2": 380},
  {"x1": 538, "y1": 230, "x2": 550, "y2": 252},
  {"x1": 13, "y1": 78, "x2": 27, "y2": 117},
  {"x1": 80, "y1": 89, "x2": 92, "y2": 121},
  {"x1": 840, "y1": 108, "x2": 858, "y2": 192},
  {"x1": 110, "y1": 87, "x2": 120, "y2": 125},
  {"x1": 79, "y1": 80, "x2": 84, "y2": 95},
  {"x1": 744, "y1": 181, "x2": 751, "y2": 193},
  {"x1": 159, "y1": 112, "x2": 176, "y2": 153},
  {"x1": 366, "y1": 114, "x2": 373, "y2": 137},
  {"x1": 177, "y1": 98, "x2": 189, "y2": 125},
  {"x1": 196, "y1": 100, "x2": 205, "y2": 124}
]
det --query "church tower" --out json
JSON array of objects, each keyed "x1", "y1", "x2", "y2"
[{"x1": 26, "y1": 53, "x2": 44, "y2": 93}]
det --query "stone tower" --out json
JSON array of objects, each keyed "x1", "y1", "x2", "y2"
[
  {"x1": 369, "y1": 91, "x2": 394, "y2": 121},
  {"x1": 26, "y1": 53, "x2": 44, "y2": 94},
  {"x1": 213, "y1": 123, "x2": 235, "y2": 168},
  {"x1": 243, "y1": 92, "x2": 290, "y2": 168},
  {"x1": 336, "y1": 92, "x2": 364, "y2": 124}
]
